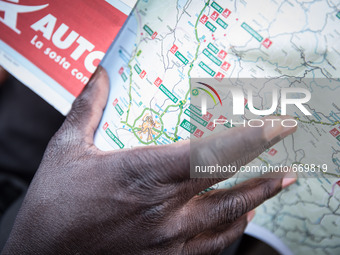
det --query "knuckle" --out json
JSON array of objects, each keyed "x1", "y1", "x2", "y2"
[
  {"x1": 225, "y1": 191, "x2": 250, "y2": 222},
  {"x1": 74, "y1": 91, "x2": 91, "y2": 110},
  {"x1": 262, "y1": 178, "x2": 281, "y2": 198},
  {"x1": 113, "y1": 148, "x2": 176, "y2": 199},
  {"x1": 52, "y1": 121, "x2": 78, "y2": 146},
  {"x1": 45, "y1": 121, "x2": 90, "y2": 162},
  {"x1": 68, "y1": 96, "x2": 91, "y2": 122}
]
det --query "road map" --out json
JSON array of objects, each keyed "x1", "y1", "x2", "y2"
[{"x1": 93, "y1": 0, "x2": 340, "y2": 254}]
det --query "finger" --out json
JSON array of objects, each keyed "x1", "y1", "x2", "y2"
[
  {"x1": 62, "y1": 65, "x2": 109, "y2": 144},
  {"x1": 175, "y1": 172, "x2": 296, "y2": 237},
  {"x1": 146, "y1": 115, "x2": 296, "y2": 189},
  {"x1": 183, "y1": 213, "x2": 250, "y2": 255},
  {"x1": 0, "y1": 66, "x2": 8, "y2": 85}
]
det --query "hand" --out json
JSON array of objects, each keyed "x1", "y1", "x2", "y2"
[
  {"x1": 3, "y1": 66, "x2": 297, "y2": 255},
  {"x1": 0, "y1": 66, "x2": 8, "y2": 86}
]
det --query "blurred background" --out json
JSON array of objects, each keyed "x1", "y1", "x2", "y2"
[{"x1": 0, "y1": 66, "x2": 65, "y2": 248}]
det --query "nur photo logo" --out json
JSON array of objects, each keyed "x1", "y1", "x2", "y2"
[
  {"x1": 191, "y1": 78, "x2": 312, "y2": 128},
  {"x1": 192, "y1": 81, "x2": 223, "y2": 115}
]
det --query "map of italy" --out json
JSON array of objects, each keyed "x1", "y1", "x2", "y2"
[{"x1": 93, "y1": 0, "x2": 340, "y2": 254}]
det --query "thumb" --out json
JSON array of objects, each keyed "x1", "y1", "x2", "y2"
[{"x1": 63, "y1": 65, "x2": 109, "y2": 145}]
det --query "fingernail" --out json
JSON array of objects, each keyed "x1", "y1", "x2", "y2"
[
  {"x1": 247, "y1": 210, "x2": 256, "y2": 222},
  {"x1": 282, "y1": 171, "x2": 297, "y2": 188},
  {"x1": 263, "y1": 116, "x2": 297, "y2": 141}
]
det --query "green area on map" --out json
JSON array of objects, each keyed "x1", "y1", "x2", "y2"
[
  {"x1": 189, "y1": 104, "x2": 202, "y2": 116},
  {"x1": 216, "y1": 18, "x2": 228, "y2": 29},
  {"x1": 205, "y1": 21, "x2": 216, "y2": 32},
  {"x1": 143, "y1": 24, "x2": 153, "y2": 36},
  {"x1": 121, "y1": 72, "x2": 127, "y2": 82},
  {"x1": 184, "y1": 109, "x2": 208, "y2": 127},
  {"x1": 105, "y1": 128, "x2": 125, "y2": 149},
  {"x1": 134, "y1": 64, "x2": 141, "y2": 74},
  {"x1": 175, "y1": 51, "x2": 189, "y2": 65},
  {"x1": 241, "y1": 22, "x2": 263, "y2": 42},
  {"x1": 115, "y1": 104, "x2": 124, "y2": 116},
  {"x1": 203, "y1": 48, "x2": 222, "y2": 66},
  {"x1": 180, "y1": 119, "x2": 197, "y2": 133},
  {"x1": 199, "y1": 61, "x2": 216, "y2": 76},
  {"x1": 208, "y1": 43, "x2": 219, "y2": 54},
  {"x1": 159, "y1": 84, "x2": 178, "y2": 103},
  {"x1": 211, "y1": 1, "x2": 223, "y2": 13}
]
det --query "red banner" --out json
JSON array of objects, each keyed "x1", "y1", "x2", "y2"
[{"x1": 0, "y1": 0, "x2": 127, "y2": 96}]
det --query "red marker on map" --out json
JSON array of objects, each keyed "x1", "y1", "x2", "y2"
[
  {"x1": 118, "y1": 67, "x2": 124, "y2": 75},
  {"x1": 202, "y1": 111, "x2": 213, "y2": 121},
  {"x1": 222, "y1": 8, "x2": 231, "y2": 18},
  {"x1": 103, "y1": 122, "x2": 109, "y2": 130},
  {"x1": 207, "y1": 121, "x2": 216, "y2": 131},
  {"x1": 221, "y1": 61, "x2": 231, "y2": 71},
  {"x1": 262, "y1": 38, "x2": 272, "y2": 48},
  {"x1": 330, "y1": 128, "x2": 340, "y2": 137},
  {"x1": 154, "y1": 77, "x2": 162, "y2": 87},
  {"x1": 268, "y1": 148, "x2": 277, "y2": 156},
  {"x1": 219, "y1": 115, "x2": 227, "y2": 121},
  {"x1": 112, "y1": 98, "x2": 118, "y2": 107},
  {"x1": 152, "y1": 32, "x2": 158, "y2": 39},
  {"x1": 194, "y1": 129, "x2": 204, "y2": 138},
  {"x1": 170, "y1": 44, "x2": 178, "y2": 54},
  {"x1": 210, "y1": 11, "x2": 219, "y2": 21},
  {"x1": 140, "y1": 70, "x2": 146, "y2": 79},
  {"x1": 330, "y1": 180, "x2": 340, "y2": 196},
  {"x1": 200, "y1": 14, "x2": 208, "y2": 24},
  {"x1": 218, "y1": 50, "x2": 227, "y2": 60},
  {"x1": 215, "y1": 72, "x2": 225, "y2": 81}
]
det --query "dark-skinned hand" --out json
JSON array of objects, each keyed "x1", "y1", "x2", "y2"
[{"x1": 2, "y1": 66, "x2": 297, "y2": 255}]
